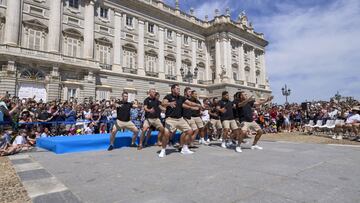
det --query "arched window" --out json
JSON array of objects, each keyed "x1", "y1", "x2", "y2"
[
  {"x1": 20, "y1": 68, "x2": 46, "y2": 80},
  {"x1": 232, "y1": 63, "x2": 239, "y2": 80},
  {"x1": 95, "y1": 37, "x2": 112, "y2": 65}
]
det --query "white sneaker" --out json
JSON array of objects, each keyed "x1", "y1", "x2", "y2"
[
  {"x1": 181, "y1": 145, "x2": 194, "y2": 155},
  {"x1": 336, "y1": 135, "x2": 343, "y2": 140},
  {"x1": 159, "y1": 149, "x2": 166, "y2": 158},
  {"x1": 251, "y1": 145, "x2": 263, "y2": 150},
  {"x1": 331, "y1": 135, "x2": 337, "y2": 140},
  {"x1": 221, "y1": 142, "x2": 227, "y2": 148},
  {"x1": 199, "y1": 139, "x2": 203, "y2": 144},
  {"x1": 235, "y1": 146, "x2": 242, "y2": 153},
  {"x1": 206, "y1": 138, "x2": 211, "y2": 143},
  {"x1": 219, "y1": 138, "x2": 223, "y2": 142}
]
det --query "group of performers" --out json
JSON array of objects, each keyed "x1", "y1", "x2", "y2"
[{"x1": 107, "y1": 84, "x2": 273, "y2": 158}]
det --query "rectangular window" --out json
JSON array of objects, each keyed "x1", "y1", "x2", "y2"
[
  {"x1": 69, "y1": 0, "x2": 79, "y2": 9},
  {"x1": 198, "y1": 41, "x2": 203, "y2": 49},
  {"x1": 96, "y1": 89, "x2": 109, "y2": 100},
  {"x1": 98, "y1": 44, "x2": 110, "y2": 64},
  {"x1": 66, "y1": 37, "x2": 79, "y2": 57},
  {"x1": 100, "y1": 7, "x2": 108, "y2": 19},
  {"x1": 30, "y1": 6, "x2": 43, "y2": 15},
  {"x1": 67, "y1": 88, "x2": 77, "y2": 100},
  {"x1": 68, "y1": 17, "x2": 79, "y2": 25},
  {"x1": 28, "y1": 29, "x2": 42, "y2": 50},
  {"x1": 184, "y1": 35, "x2": 188, "y2": 45},
  {"x1": 167, "y1": 30, "x2": 172, "y2": 40},
  {"x1": 148, "y1": 23, "x2": 154, "y2": 34},
  {"x1": 100, "y1": 26, "x2": 109, "y2": 33},
  {"x1": 126, "y1": 16, "x2": 133, "y2": 27}
]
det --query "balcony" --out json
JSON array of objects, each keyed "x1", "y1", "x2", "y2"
[
  {"x1": 197, "y1": 80, "x2": 213, "y2": 85},
  {"x1": 247, "y1": 82, "x2": 256, "y2": 87},
  {"x1": 145, "y1": 71, "x2": 159, "y2": 78},
  {"x1": 122, "y1": 67, "x2": 137, "y2": 74},
  {"x1": 258, "y1": 84, "x2": 266, "y2": 89},
  {"x1": 235, "y1": 80, "x2": 245, "y2": 85},
  {"x1": 100, "y1": 63, "x2": 112, "y2": 70},
  {"x1": 165, "y1": 74, "x2": 177, "y2": 80}
]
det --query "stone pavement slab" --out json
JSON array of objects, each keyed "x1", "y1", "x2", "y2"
[{"x1": 27, "y1": 141, "x2": 360, "y2": 203}]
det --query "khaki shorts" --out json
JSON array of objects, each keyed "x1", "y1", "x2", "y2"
[
  {"x1": 143, "y1": 118, "x2": 163, "y2": 130},
  {"x1": 210, "y1": 119, "x2": 222, "y2": 129},
  {"x1": 192, "y1": 117, "x2": 204, "y2": 129},
  {"x1": 114, "y1": 120, "x2": 138, "y2": 132},
  {"x1": 222, "y1": 120, "x2": 239, "y2": 130},
  {"x1": 184, "y1": 118, "x2": 198, "y2": 131},
  {"x1": 240, "y1": 121, "x2": 261, "y2": 132},
  {"x1": 165, "y1": 117, "x2": 191, "y2": 133}
]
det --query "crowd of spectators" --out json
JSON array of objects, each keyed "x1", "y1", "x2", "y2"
[{"x1": 1, "y1": 93, "x2": 359, "y2": 156}]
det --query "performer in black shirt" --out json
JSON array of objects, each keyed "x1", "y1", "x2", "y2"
[
  {"x1": 217, "y1": 91, "x2": 243, "y2": 153},
  {"x1": 162, "y1": 84, "x2": 201, "y2": 155},
  {"x1": 237, "y1": 91, "x2": 273, "y2": 150},
  {"x1": 209, "y1": 98, "x2": 222, "y2": 140},
  {"x1": 108, "y1": 92, "x2": 139, "y2": 151},
  {"x1": 138, "y1": 88, "x2": 169, "y2": 158}
]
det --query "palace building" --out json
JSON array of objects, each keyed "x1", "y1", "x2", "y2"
[{"x1": 0, "y1": 0, "x2": 271, "y2": 102}]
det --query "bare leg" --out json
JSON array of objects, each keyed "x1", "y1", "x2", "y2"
[
  {"x1": 138, "y1": 127, "x2": 149, "y2": 150},
  {"x1": 253, "y1": 129, "x2": 263, "y2": 146}
]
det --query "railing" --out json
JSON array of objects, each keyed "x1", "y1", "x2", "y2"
[
  {"x1": 122, "y1": 67, "x2": 137, "y2": 74},
  {"x1": 247, "y1": 82, "x2": 256, "y2": 87},
  {"x1": 235, "y1": 80, "x2": 245, "y2": 85},
  {"x1": 165, "y1": 74, "x2": 177, "y2": 80},
  {"x1": 100, "y1": 63, "x2": 112, "y2": 70},
  {"x1": 145, "y1": 71, "x2": 159, "y2": 77}
]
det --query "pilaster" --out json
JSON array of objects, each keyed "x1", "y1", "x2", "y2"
[
  {"x1": 4, "y1": 0, "x2": 21, "y2": 45},
  {"x1": 48, "y1": 0, "x2": 62, "y2": 52},
  {"x1": 158, "y1": 27, "x2": 165, "y2": 79},
  {"x1": 83, "y1": 0, "x2": 95, "y2": 59},
  {"x1": 137, "y1": 19, "x2": 145, "y2": 76}
]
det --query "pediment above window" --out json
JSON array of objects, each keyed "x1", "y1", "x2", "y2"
[
  {"x1": 95, "y1": 37, "x2": 112, "y2": 46},
  {"x1": 63, "y1": 28, "x2": 83, "y2": 39},
  {"x1": 23, "y1": 19, "x2": 48, "y2": 31}
]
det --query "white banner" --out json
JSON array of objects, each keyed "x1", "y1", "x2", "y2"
[{"x1": 18, "y1": 83, "x2": 47, "y2": 102}]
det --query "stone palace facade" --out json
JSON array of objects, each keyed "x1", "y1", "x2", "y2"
[{"x1": 0, "y1": 0, "x2": 271, "y2": 102}]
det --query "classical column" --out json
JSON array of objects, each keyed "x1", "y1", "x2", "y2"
[
  {"x1": 238, "y1": 43, "x2": 245, "y2": 82},
  {"x1": 260, "y1": 51, "x2": 267, "y2": 85},
  {"x1": 137, "y1": 19, "x2": 145, "y2": 76},
  {"x1": 225, "y1": 38, "x2": 233, "y2": 83},
  {"x1": 191, "y1": 38, "x2": 197, "y2": 84},
  {"x1": 48, "y1": 0, "x2": 62, "y2": 52},
  {"x1": 249, "y1": 47, "x2": 256, "y2": 84},
  {"x1": 214, "y1": 37, "x2": 221, "y2": 83},
  {"x1": 83, "y1": 0, "x2": 95, "y2": 59},
  {"x1": 4, "y1": 0, "x2": 21, "y2": 45},
  {"x1": 204, "y1": 42, "x2": 210, "y2": 81},
  {"x1": 158, "y1": 27, "x2": 165, "y2": 79},
  {"x1": 113, "y1": 12, "x2": 123, "y2": 72},
  {"x1": 176, "y1": 33, "x2": 182, "y2": 82}
]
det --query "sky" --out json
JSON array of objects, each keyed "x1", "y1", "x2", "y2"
[{"x1": 164, "y1": 0, "x2": 360, "y2": 103}]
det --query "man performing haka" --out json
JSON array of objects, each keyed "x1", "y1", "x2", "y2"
[
  {"x1": 162, "y1": 84, "x2": 201, "y2": 155},
  {"x1": 138, "y1": 88, "x2": 169, "y2": 158},
  {"x1": 190, "y1": 90, "x2": 209, "y2": 145},
  {"x1": 209, "y1": 97, "x2": 223, "y2": 140},
  {"x1": 108, "y1": 92, "x2": 139, "y2": 151},
  {"x1": 217, "y1": 91, "x2": 244, "y2": 153},
  {"x1": 237, "y1": 91, "x2": 273, "y2": 150},
  {"x1": 182, "y1": 87, "x2": 199, "y2": 147}
]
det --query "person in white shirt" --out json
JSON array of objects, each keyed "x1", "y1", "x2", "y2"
[{"x1": 200, "y1": 98, "x2": 211, "y2": 144}]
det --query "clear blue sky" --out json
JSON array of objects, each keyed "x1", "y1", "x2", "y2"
[{"x1": 164, "y1": 0, "x2": 360, "y2": 103}]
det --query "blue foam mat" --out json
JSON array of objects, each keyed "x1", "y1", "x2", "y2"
[{"x1": 36, "y1": 131, "x2": 182, "y2": 154}]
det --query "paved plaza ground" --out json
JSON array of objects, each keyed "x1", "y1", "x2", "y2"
[{"x1": 5, "y1": 135, "x2": 360, "y2": 203}]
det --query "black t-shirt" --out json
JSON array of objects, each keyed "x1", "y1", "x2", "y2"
[
  {"x1": 191, "y1": 99, "x2": 201, "y2": 117},
  {"x1": 164, "y1": 94, "x2": 185, "y2": 119},
  {"x1": 38, "y1": 111, "x2": 50, "y2": 121},
  {"x1": 116, "y1": 101, "x2": 132, "y2": 122},
  {"x1": 209, "y1": 104, "x2": 220, "y2": 120},
  {"x1": 143, "y1": 97, "x2": 161, "y2": 119},
  {"x1": 218, "y1": 99, "x2": 235, "y2": 121},
  {"x1": 238, "y1": 101, "x2": 255, "y2": 122},
  {"x1": 182, "y1": 97, "x2": 192, "y2": 119}
]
